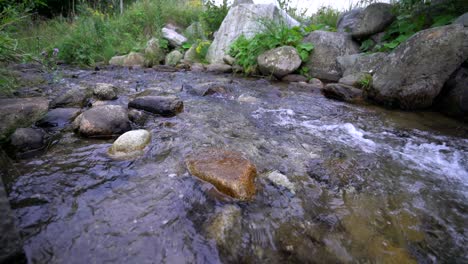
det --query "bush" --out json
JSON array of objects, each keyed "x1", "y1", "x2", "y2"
[
  {"x1": 309, "y1": 6, "x2": 340, "y2": 31},
  {"x1": 199, "y1": 0, "x2": 229, "y2": 39},
  {"x1": 229, "y1": 19, "x2": 314, "y2": 75}
]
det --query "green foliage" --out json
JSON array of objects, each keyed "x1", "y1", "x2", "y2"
[
  {"x1": 358, "y1": 73, "x2": 372, "y2": 90},
  {"x1": 360, "y1": 39, "x2": 375, "y2": 52},
  {"x1": 199, "y1": 0, "x2": 228, "y2": 39},
  {"x1": 309, "y1": 6, "x2": 340, "y2": 31},
  {"x1": 195, "y1": 40, "x2": 210, "y2": 61},
  {"x1": 229, "y1": 20, "x2": 314, "y2": 75}
]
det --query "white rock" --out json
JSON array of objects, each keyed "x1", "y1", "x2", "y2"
[
  {"x1": 266, "y1": 171, "x2": 295, "y2": 194},
  {"x1": 109, "y1": 129, "x2": 151, "y2": 158},
  {"x1": 162, "y1": 27, "x2": 187, "y2": 47}
]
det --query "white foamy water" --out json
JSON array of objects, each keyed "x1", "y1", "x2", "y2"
[{"x1": 253, "y1": 108, "x2": 468, "y2": 184}]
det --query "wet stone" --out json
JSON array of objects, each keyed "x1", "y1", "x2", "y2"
[
  {"x1": 182, "y1": 82, "x2": 231, "y2": 96},
  {"x1": 128, "y1": 96, "x2": 184, "y2": 117},
  {"x1": 10, "y1": 128, "x2": 45, "y2": 153},
  {"x1": 186, "y1": 148, "x2": 257, "y2": 200},
  {"x1": 37, "y1": 108, "x2": 81, "y2": 128},
  {"x1": 322, "y1": 83, "x2": 363, "y2": 103},
  {"x1": 93, "y1": 83, "x2": 118, "y2": 100},
  {"x1": 109, "y1": 129, "x2": 151, "y2": 159},
  {"x1": 73, "y1": 105, "x2": 131, "y2": 138}
]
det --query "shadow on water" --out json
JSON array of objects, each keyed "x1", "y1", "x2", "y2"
[{"x1": 3, "y1": 66, "x2": 468, "y2": 263}]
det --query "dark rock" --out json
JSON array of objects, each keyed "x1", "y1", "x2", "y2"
[
  {"x1": 338, "y1": 72, "x2": 367, "y2": 87},
  {"x1": 128, "y1": 109, "x2": 149, "y2": 125},
  {"x1": 303, "y1": 31, "x2": 360, "y2": 81},
  {"x1": 337, "y1": 52, "x2": 387, "y2": 77},
  {"x1": 73, "y1": 105, "x2": 131, "y2": 137},
  {"x1": 436, "y1": 67, "x2": 468, "y2": 121},
  {"x1": 129, "y1": 96, "x2": 183, "y2": 117},
  {"x1": 37, "y1": 108, "x2": 82, "y2": 128},
  {"x1": 0, "y1": 177, "x2": 26, "y2": 263},
  {"x1": 257, "y1": 46, "x2": 302, "y2": 78},
  {"x1": 93, "y1": 83, "x2": 118, "y2": 100},
  {"x1": 323, "y1": 83, "x2": 363, "y2": 102},
  {"x1": 182, "y1": 82, "x2": 231, "y2": 96},
  {"x1": 186, "y1": 148, "x2": 257, "y2": 201},
  {"x1": 282, "y1": 74, "x2": 308, "y2": 83},
  {"x1": 337, "y1": 8, "x2": 363, "y2": 33},
  {"x1": 366, "y1": 24, "x2": 467, "y2": 109},
  {"x1": 50, "y1": 86, "x2": 90, "y2": 108},
  {"x1": 0, "y1": 97, "x2": 49, "y2": 142},
  {"x1": 10, "y1": 128, "x2": 45, "y2": 152},
  {"x1": 351, "y1": 3, "x2": 395, "y2": 39}
]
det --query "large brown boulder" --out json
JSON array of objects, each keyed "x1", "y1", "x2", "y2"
[
  {"x1": 366, "y1": 24, "x2": 467, "y2": 109},
  {"x1": 186, "y1": 148, "x2": 257, "y2": 201}
]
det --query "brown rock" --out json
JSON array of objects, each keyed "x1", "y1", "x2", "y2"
[{"x1": 186, "y1": 148, "x2": 257, "y2": 200}]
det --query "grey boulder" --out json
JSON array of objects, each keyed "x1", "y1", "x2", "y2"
[
  {"x1": 165, "y1": 50, "x2": 183, "y2": 66},
  {"x1": 303, "y1": 31, "x2": 360, "y2": 81},
  {"x1": 436, "y1": 67, "x2": 468, "y2": 121},
  {"x1": 351, "y1": 3, "x2": 395, "y2": 39},
  {"x1": 10, "y1": 127, "x2": 45, "y2": 152},
  {"x1": 37, "y1": 108, "x2": 81, "y2": 128},
  {"x1": 257, "y1": 46, "x2": 302, "y2": 78},
  {"x1": 366, "y1": 24, "x2": 467, "y2": 109},
  {"x1": 323, "y1": 83, "x2": 363, "y2": 103},
  {"x1": 162, "y1": 27, "x2": 187, "y2": 47},
  {"x1": 129, "y1": 96, "x2": 183, "y2": 117},
  {"x1": 93, "y1": 83, "x2": 118, "y2": 100},
  {"x1": 73, "y1": 105, "x2": 131, "y2": 137}
]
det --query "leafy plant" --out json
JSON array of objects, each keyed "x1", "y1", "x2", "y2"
[
  {"x1": 229, "y1": 19, "x2": 314, "y2": 75},
  {"x1": 309, "y1": 6, "x2": 340, "y2": 30},
  {"x1": 358, "y1": 73, "x2": 373, "y2": 90},
  {"x1": 199, "y1": 0, "x2": 228, "y2": 39}
]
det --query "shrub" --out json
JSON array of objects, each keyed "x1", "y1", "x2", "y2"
[
  {"x1": 309, "y1": 6, "x2": 340, "y2": 31},
  {"x1": 199, "y1": 0, "x2": 229, "y2": 39},
  {"x1": 229, "y1": 19, "x2": 314, "y2": 75}
]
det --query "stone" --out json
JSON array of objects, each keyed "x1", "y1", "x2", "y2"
[
  {"x1": 128, "y1": 96, "x2": 183, "y2": 117},
  {"x1": 257, "y1": 46, "x2": 302, "y2": 78},
  {"x1": 303, "y1": 31, "x2": 360, "y2": 81},
  {"x1": 0, "y1": 177, "x2": 26, "y2": 263},
  {"x1": 165, "y1": 50, "x2": 183, "y2": 67},
  {"x1": 281, "y1": 74, "x2": 308, "y2": 83},
  {"x1": 185, "y1": 22, "x2": 206, "y2": 40},
  {"x1": 265, "y1": 171, "x2": 295, "y2": 194},
  {"x1": 109, "y1": 129, "x2": 151, "y2": 158},
  {"x1": 337, "y1": 52, "x2": 387, "y2": 77},
  {"x1": 128, "y1": 109, "x2": 149, "y2": 126},
  {"x1": 183, "y1": 82, "x2": 230, "y2": 96},
  {"x1": 191, "y1": 63, "x2": 205, "y2": 72},
  {"x1": 93, "y1": 83, "x2": 118, "y2": 100},
  {"x1": 339, "y1": 72, "x2": 368, "y2": 87},
  {"x1": 206, "y1": 4, "x2": 299, "y2": 63},
  {"x1": 123, "y1": 52, "x2": 145, "y2": 67},
  {"x1": 435, "y1": 67, "x2": 468, "y2": 121},
  {"x1": 0, "y1": 97, "x2": 49, "y2": 142},
  {"x1": 453, "y1": 12, "x2": 468, "y2": 27},
  {"x1": 109, "y1": 55, "x2": 126, "y2": 66},
  {"x1": 223, "y1": 55, "x2": 236, "y2": 66},
  {"x1": 206, "y1": 63, "x2": 232, "y2": 73},
  {"x1": 206, "y1": 205, "x2": 242, "y2": 261},
  {"x1": 309, "y1": 78, "x2": 324, "y2": 89},
  {"x1": 337, "y1": 8, "x2": 363, "y2": 33},
  {"x1": 323, "y1": 83, "x2": 363, "y2": 103},
  {"x1": 73, "y1": 105, "x2": 131, "y2": 137},
  {"x1": 184, "y1": 45, "x2": 200, "y2": 63},
  {"x1": 162, "y1": 27, "x2": 187, "y2": 47},
  {"x1": 37, "y1": 108, "x2": 81, "y2": 128},
  {"x1": 186, "y1": 148, "x2": 257, "y2": 200},
  {"x1": 144, "y1": 37, "x2": 164, "y2": 67},
  {"x1": 351, "y1": 3, "x2": 395, "y2": 39},
  {"x1": 366, "y1": 24, "x2": 467, "y2": 109},
  {"x1": 50, "y1": 86, "x2": 90, "y2": 108},
  {"x1": 10, "y1": 128, "x2": 45, "y2": 152}
]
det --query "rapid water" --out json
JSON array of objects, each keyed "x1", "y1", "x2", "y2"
[{"x1": 2, "y1": 67, "x2": 468, "y2": 263}]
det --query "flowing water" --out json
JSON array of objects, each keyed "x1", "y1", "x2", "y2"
[{"x1": 2, "y1": 67, "x2": 468, "y2": 263}]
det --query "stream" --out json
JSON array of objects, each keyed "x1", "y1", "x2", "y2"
[{"x1": 2, "y1": 66, "x2": 468, "y2": 263}]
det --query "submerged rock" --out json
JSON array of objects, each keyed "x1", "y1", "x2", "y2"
[
  {"x1": 206, "y1": 4, "x2": 299, "y2": 63},
  {"x1": 93, "y1": 83, "x2": 118, "y2": 100},
  {"x1": 182, "y1": 82, "x2": 230, "y2": 96},
  {"x1": 257, "y1": 46, "x2": 302, "y2": 78},
  {"x1": 10, "y1": 127, "x2": 45, "y2": 152},
  {"x1": 186, "y1": 148, "x2": 257, "y2": 200},
  {"x1": 37, "y1": 108, "x2": 81, "y2": 128},
  {"x1": 366, "y1": 24, "x2": 467, "y2": 109},
  {"x1": 265, "y1": 171, "x2": 295, "y2": 194},
  {"x1": 303, "y1": 31, "x2": 360, "y2": 81},
  {"x1": 128, "y1": 96, "x2": 183, "y2": 117},
  {"x1": 73, "y1": 105, "x2": 131, "y2": 137},
  {"x1": 109, "y1": 129, "x2": 151, "y2": 158},
  {"x1": 0, "y1": 97, "x2": 49, "y2": 142},
  {"x1": 323, "y1": 83, "x2": 363, "y2": 103}
]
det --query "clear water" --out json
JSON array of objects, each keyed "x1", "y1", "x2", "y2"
[{"x1": 3, "y1": 67, "x2": 468, "y2": 263}]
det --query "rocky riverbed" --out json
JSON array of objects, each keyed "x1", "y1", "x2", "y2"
[{"x1": 1, "y1": 65, "x2": 468, "y2": 263}]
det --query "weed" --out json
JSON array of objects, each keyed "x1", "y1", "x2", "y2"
[{"x1": 358, "y1": 73, "x2": 373, "y2": 90}]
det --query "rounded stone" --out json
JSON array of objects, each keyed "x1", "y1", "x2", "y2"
[{"x1": 109, "y1": 129, "x2": 151, "y2": 158}]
